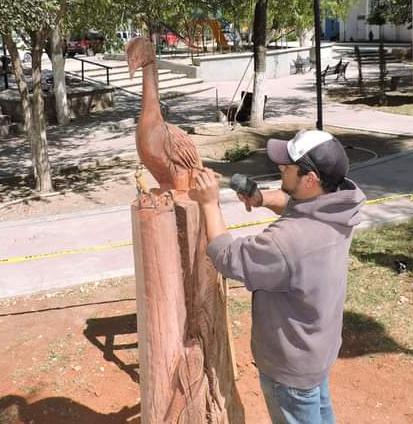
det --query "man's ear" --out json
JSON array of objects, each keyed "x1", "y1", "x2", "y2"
[{"x1": 305, "y1": 171, "x2": 320, "y2": 188}]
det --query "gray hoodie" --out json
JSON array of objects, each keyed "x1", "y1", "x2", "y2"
[{"x1": 207, "y1": 179, "x2": 366, "y2": 389}]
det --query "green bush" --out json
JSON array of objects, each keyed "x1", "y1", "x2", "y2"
[{"x1": 223, "y1": 144, "x2": 251, "y2": 162}]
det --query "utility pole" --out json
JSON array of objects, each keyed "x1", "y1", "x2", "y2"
[{"x1": 313, "y1": 0, "x2": 323, "y2": 130}]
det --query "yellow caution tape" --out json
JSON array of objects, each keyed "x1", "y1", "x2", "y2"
[
  {"x1": 227, "y1": 217, "x2": 276, "y2": 230},
  {"x1": 0, "y1": 240, "x2": 132, "y2": 265},
  {"x1": 1, "y1": 194, "x2": 411, "y2": 265},
  {"x1": 365, "y1": 193, "x2": 413, "y2": 205}
]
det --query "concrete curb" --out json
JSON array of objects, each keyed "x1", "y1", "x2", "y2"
[
  {"x1": 326, "y1": 123, "x2": 413, "y2": 138},
  {"x1": 350, "y1": 149, "x2": 413, "y2": 172}
]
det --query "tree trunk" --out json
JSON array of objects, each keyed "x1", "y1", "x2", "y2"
[
  {"x1": 50, "y1": 26, "x2": 70, "y2": 125},
  {"x1": 4, "y1": 34, "x2": 32, "y2": 134},
  {"x1": 131, "y1": 195, "x2": 244, "y2": 423},
  {"x1": 31, "y1": 30, "x2": 53, "y2": 192},
  {"x1": 5, "y1": 34, "x2": 38, "y2": 184},
  {"x1": 250, "y1": 0, "x2": 267, "y2": 128},
  {"x1": 298, "y1": 27, "x2": 314, "y2": 47}
]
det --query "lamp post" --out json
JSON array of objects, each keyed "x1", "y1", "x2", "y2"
[{"x1": 313, "y1": 0, "x2": 323, "y2": 130}]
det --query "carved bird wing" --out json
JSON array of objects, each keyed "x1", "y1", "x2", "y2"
[{"x1": 165, "y1": 123, "x2": 200, "y2": 169}]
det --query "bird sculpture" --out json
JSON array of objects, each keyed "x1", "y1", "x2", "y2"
[{"x1": 126, "y1": 37, "x2": 202, "y2": 195}]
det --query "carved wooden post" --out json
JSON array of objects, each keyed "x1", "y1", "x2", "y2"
[{"x1": 132, "y1": 194, "x2": 245, "y2": 423}]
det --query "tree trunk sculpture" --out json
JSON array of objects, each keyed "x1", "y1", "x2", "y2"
[{"x1": 127, "y1": 38, "x2": 245, "y2": 423}]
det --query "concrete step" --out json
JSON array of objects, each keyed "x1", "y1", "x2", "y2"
[
  {"x1": 159, "y1": 83, "x2": 214, "y2": 100},
  {"x1": 69, "y1": 61, "x2": 213, "y2": 100},
  {"x1": 72, "y1": 67, "x2": 170, "y2": 79},
  {"x1": 66, "y1": 59, "x2": 130, "y2": 71},
  {"x1": 119, "y1": 81, "x2": 214, "y2": 100},
  {"x1": 94, "y1": 72, "x2": 187, "y2": 85},
  {"x1": 115, "y1": 77, "x2": 206, "y2": 92}
]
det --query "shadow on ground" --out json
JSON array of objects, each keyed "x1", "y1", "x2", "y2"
[
  {"x1": 84, "y1": 313, "x2": 139, "y2": 383},
  {"x1": 0, "y1": 91, "x2": 139, "y2": 181},
  {"x1": 0, "y1": 395, "x2": 140, "y2": 424},
  {"x1": 0, "y1": 163, "x2": 135, "y2": 204},
  {"x1": 340, "y1": 310, "x2": 413, "y2": 357},
  {"x1": 351, "y1": 251, "x2": 411, "y2": 275}
]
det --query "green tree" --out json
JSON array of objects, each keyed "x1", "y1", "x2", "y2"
[
  {"x1": 0, "y1": 0, "x2": 146, "y2": 192},
  {"x1": 0, "y1": 0, "x2": 64, "y2": 192},
  {"x1": 369, "y1": 0, "x2": 412, "y2": 26}
]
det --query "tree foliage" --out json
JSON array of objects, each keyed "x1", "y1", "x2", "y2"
[
  {"x1": 369, "y1": 0, "x2": 412, "y2": 26},
  {"x1": 0, "y1": 0, "x2": 61, "y2": 36},
  {"x1": 266, "y1": 0, "x2": 357, "y2": 39}
]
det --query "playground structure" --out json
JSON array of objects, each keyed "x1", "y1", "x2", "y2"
[
  {"x1": 194, "y1": 19, "x2": 230, "y2": 49},
  {"x1": 158, "y1": 19, "x2": 239, "y2": 52}
]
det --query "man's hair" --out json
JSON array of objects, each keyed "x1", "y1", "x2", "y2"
[{"x1": 296, "y1": 158, "x2": 341, "y2": 193}]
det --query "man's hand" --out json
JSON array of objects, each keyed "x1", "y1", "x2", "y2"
[
  {"x1": 238, "y1": 189, "x2": 263, "y2": 212},
  {"x1": 190, "y1": 168, "x2": 220, "y2": 208},
  {"x1": 189, "y1": 167, "x2": 227, "y2": 242}
]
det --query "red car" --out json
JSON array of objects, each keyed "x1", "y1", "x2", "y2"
[
  {"x1": 65, "y1": 31, "x2": 105, "y2": 57},
  {"x1": 159, "y1": 31, "x2": 179, "y2": 48}
]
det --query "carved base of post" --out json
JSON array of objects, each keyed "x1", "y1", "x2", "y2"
[{"x1": 131, "y1": 195, "x2": 245, "y2": 423}]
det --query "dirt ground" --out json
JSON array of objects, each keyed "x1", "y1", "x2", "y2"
[
  {"x1": 1, "y1": 123, "x2": 413, "y2": 423},
  {"x1": 0, "y1": 278, "x2": 412, "y2": 424}
]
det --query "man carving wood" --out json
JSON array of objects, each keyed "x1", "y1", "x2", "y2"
[
  {"x1": 127, "y1": 37, "x2": 244, "y2": 423},
  {"x1": 190, "y1": 130, "x2": 366, "y2": 423}
]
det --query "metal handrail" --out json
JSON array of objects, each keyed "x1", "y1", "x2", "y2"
[{"x1": 69, "y1": 56, "x2": 112, "y2": 85}]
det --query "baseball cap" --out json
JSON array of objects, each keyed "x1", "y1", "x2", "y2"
[{"x1": 267, "y1": 130, "x2": 349, "y2": 183}]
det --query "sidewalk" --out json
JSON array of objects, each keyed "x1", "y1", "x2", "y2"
[
  {"x1": 1, "y1": 56, "x2": 412, "y2": 298},
  {"x1": 0, "y1": 151, "x2": 412, "y2": 299},
  {"x1": 1, "y1": 60, "x2": 413, "y2": 181}
]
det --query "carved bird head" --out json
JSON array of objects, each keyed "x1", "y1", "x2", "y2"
[{"x1": 125, "y1": 37, "x2": 155, "y2": 77}]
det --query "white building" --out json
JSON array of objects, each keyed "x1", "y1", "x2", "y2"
[{"x1": 339, "y1": 0, "x2": 411, "y2": 42}]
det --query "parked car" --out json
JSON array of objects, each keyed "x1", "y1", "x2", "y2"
[
  {"x1": 65, "y1": 31, "x2": 105, "y2": 57},
  {"x1": 0, "y1": 49, "x2": 33, "y2": 66},
  {"x1": 159, "y1": 31, "x2": 179, "y2": 48}
]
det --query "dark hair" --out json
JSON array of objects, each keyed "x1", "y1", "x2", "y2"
[{"x1": 296, "y1": 158, "x2": 341, "y2": 193}]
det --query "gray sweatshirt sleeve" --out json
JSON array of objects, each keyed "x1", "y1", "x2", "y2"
[{"x1": 206, "y1": 232, "x2": 290, "y2": 292}]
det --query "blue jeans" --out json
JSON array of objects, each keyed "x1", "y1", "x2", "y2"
[{"x1": 259, "y1": 372, "x2": 336, "y2": 424}]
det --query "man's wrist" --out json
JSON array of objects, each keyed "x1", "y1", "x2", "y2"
[
  {"x1": 200, "y1": 200, "x2": 220, "y2": 211},
  {"x1": 260, "y1": 189, "x2": 272, "y2": 208},
  {"x1": 255, "y1": 189, "x2": 264, "y2": 207},
  {"x1": 260, "y1": 189, "x2": 289, "y2": 214}
]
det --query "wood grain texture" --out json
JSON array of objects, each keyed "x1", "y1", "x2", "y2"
[
  {"x1": 126, "y1": 38, "x2": 201, "y2": 193},
  {"x1": 132, "y1": 196, "x2": 245, "y2": 423}
]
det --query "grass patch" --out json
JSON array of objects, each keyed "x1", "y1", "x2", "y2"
[
  {"x1": 223, "y1": 143, "x2": 252, "y2": 162},
  {"x1": 376, "y1": 103, "x2": 413, "y2": 116},
  {"x1": 326, "y1": 82, "x2": 413, "y2": 117},
  {"x1": 228, "y1": 297, "x2": 251, "y2": 318},
  {"x1": 343, "y1": 220, "x2": 413, "y2": 356}
]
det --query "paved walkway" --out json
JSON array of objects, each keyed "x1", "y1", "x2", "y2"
[
  {"x1": 0, "y1": 150, "x2": 412, "y2": 299},
  {"x1": 1, "y1": 54, "x2": 412, "y2": 298},
  {"x1": 1, "y1": 56, "x2": 413, "y2": 180}
]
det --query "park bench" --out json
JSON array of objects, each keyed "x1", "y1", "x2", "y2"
[
  {"x1": 320, "y1": 59, "x2": 349, "y2": 85},
  {"x1": 388, "y1": 73, "x2": 413, "y2": 91},
  {"x1": 294, "y1": 56, "x2": 312, "y2": 74}
]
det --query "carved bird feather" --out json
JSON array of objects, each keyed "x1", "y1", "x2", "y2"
[{"x1": 126, "y1": 37, "x2": 201, "y2": 193}]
